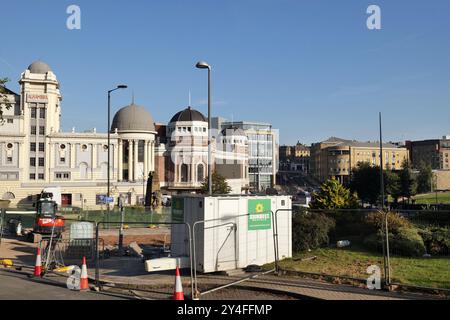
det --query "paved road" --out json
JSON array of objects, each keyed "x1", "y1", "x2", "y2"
[{"x1": 0, "y1": 270, "x2": 129, "y2": 300}]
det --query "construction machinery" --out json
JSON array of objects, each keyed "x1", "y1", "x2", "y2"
[{"x1": 33, "y1": 193, "x2": 65, "y2": 235}]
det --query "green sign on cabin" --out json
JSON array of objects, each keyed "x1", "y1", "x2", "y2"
[
  {"x1": 248, "y1": 199, "x2": 272, "y2": 230},
  {"x1": 172, "y1": 198, "x2": 184, "y2": 222}
]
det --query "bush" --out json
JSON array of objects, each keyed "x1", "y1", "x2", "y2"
[
  {"x1": 365, "y1": 211, "x2": 412, "y2": 234},
  {"x1": 389, "y1": 227, "x2": 426, "y2": 257},
  {"x1": 292, "y1": 212, "x2": 335, "y2": 252},
  {"x1": 363, "y1": 225, "x2": 426, "y2": 257},
  {"x1": 419, "y1": 227, "x2": 450, "y2": 256}
]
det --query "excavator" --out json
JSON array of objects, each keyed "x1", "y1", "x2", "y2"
[{"x1": 33, "y1": 192, "x2": 65, "y2": 235}]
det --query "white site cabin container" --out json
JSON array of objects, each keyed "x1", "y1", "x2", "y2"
[{"x1": 171, "y1": 195, "x2": 292, "y2": 273}]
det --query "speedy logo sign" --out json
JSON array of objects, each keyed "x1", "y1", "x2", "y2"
[{"x1": 248, "y1": 199, "x2": 271, "y2": 230}]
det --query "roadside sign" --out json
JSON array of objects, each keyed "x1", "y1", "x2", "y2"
[
  {"x1": 248, "y1": 199, "x2": 272, "y2": 230},
  {"x1": 104, "y1": 197, "x2": 114, "y2": 204}
]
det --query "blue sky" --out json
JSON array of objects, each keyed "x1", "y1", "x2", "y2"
[{"x1": 1, "y1": 0, "x2": 449, "y2": 145}]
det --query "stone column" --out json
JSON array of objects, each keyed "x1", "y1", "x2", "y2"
[
  {"x1": 134, "y1": 140, "x2": 139, "y2": 181},
  {"x1": 128, "y1": 140, "x2": 133, "y2": 181},
  {"x1": 92, "y1": 144, "x2": 97, "y2": 169},
  {"x1": 144, "y1": 140, "x2": 148, "y2": 178},
  {"x1": 118, "y1": 140, "x2": 123, "y2": 181},
  {"x1": 70, "y1": 143, "x2": 76, "y2": 168},
  {"x1": 91, "y1": 144, "x2": 95, "y2": 179},
  {"x1": 150, "y1": 141, "x2": 155, "y2": 172}
]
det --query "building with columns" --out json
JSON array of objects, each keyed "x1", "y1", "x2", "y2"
[
  {"x1": 0, "y1": 60, "x2": 252, "y2": 209},
  {"x1": 0, "y1": 61, "x2": 157, "y2": 208}
]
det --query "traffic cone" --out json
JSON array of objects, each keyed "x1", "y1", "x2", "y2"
[
  {"x1": 79, "y1": 256, "x2": 89, "y2": 291},
  {"x1": 33, "y1": 247, "x2": 42, "y2": 277},
  {"x1": 173, "y1": 266, "x2": 184, "y2": 300}
]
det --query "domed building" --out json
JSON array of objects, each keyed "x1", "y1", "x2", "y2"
[
  {"x1": 111, "y1": 103, "x2": 157, "y2": 183},
  {"x1": 164, "y1": 106, "x2": 210, "y2": 191},
  {"x1": 154, "y1": 107, "x2": 249, "y2": 194},
  {"x1": 215, "y1": 125, "x2": 249, "y2": 193},
  {"x1": 0, "y1": 60, "x2": 159, "y2": 208}
]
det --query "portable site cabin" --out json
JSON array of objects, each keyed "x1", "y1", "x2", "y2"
[{"x1": 169, "y1": 195, "x2": 292, "y2": 273}]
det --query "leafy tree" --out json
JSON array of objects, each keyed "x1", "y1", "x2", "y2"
[
  {"x1": 399, "y1": 160, "x2": 417, "y2": 201},
  {"x1": 416, "y1": 161, "x2": 433, "y2": 194},
  {"x1": 351, "y1": 162, "x2": 402, "y2": 205},
  {"x1": 310, "y1": 177, "x2": 359, "y2": 209},
  {"x1": 384, "y1": 168, "x2": 401, "y2": 202},
  {"x1": 350, "y1": 162, "x2": 380, "y2": 205},
  {"x1": 200, "y1": 172, "x2": 232, "y2": 195},
  {"x1": 0, "y1": 78, "x2": 13, "y2": 123}
]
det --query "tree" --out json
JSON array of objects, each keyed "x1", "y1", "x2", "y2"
[
  {"x1": 416, "y1": 161, "x2": 433, "y2": 194},
  {"x1": 399, "y1": 160, "x2": 417, "y2": 201},
  {"x1": 310, "y1": 177, "x2": 359, "y2": 209},
  {"x1": 200, "y1": 172, "x2": 232, "y2": 195},
  {"x1": 0, "y1": 78, "x2": 14, "y2": 123},
  {"x1": 350, "y1": 162, "x2": 380, "y2": 205},
  {"x1": 384, "y1": 168, "x2": 401, "y2": 202}
]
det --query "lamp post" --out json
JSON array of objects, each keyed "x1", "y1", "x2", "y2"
[
  {"x1": 107, "y1": 85, "x2": 127, "y2": 212},
  {"x1": 196, "y1": 61, "x2": 212, "y2": 195}
]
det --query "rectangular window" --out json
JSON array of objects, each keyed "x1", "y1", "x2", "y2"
[
  {"x1": 30, "y1": 142, "x2": 36, "y2": 152},
  {"x1": 31, "y1": 126, "x2": 36, "y2": 135},
  {"x1": 38, "y1": 173, "x2": 44, "y2": 180},
  {"x1": 38, "y1": 158, "x2": 44, "y2": 167},
  {"x1": 60, "y1": 157, "x2": 66, "y2": 163},
  {"x1": 6, "y1": 157, "x2": 13, "y2": 163},
  {"x1": 55, "y1": 172, "x2": 70, "y2": 180},
  {"x1": 39, "y1": 143, "x2": 45, "y2": 152},
  {"x1": 7, "y1": 119, "x2": 13, "y2": 124},
  {"x1": 30, "y1": 173, "x2": 36, "y2": 180},
  {"x1": 30, "y1": 158, "x2": 36, "y2": 167},
  {"x1": 39, "y1": 126, "x2": 45, "y2": 135},
  {"x1": 31, "y1": 107, "x2": 37, "y2": 119},
  {"x1": 39, "y1": 108, "x2": 46, "y2": 119}
]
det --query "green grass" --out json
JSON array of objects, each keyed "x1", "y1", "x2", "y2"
[
  {"x1": 273, "y1": 247, "x2": 450, "y2": 289},
  {"x1": 414, "y1": 192, "x2": 450, "y2": 205}
]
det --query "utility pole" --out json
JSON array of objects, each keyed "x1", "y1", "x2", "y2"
[{"x1": 379, "y1": 112, "x2": 385, "y2": 209}]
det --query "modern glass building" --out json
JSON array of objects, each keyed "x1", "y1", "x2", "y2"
[{"x1": 214, "y1": 119, "x2": 278, "y2": 192}]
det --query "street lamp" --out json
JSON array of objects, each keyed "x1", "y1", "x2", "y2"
[
  {"x1": 107, "y1": 85, "x2": 127, "y2": 209},
  {"x1": 196, "y1": 61, "x2": 213, "y2": 195}
]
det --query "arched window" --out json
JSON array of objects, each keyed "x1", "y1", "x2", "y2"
[
  {"x1": 2, "y1": 192, "x2": 15, "y2": 200},
  {"x1": 181, "y1": 164, "x2": 188, "y2": 182},
  {"x1": 197, "y1": 163, "x2": 204, "y2": 182},
  {"x1": 80, "y1": 162, "x2": 88, "y2": 179}
]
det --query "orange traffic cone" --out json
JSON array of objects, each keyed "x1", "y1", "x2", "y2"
[
  {"x1": 79, "y1": 256, "x2": 89, "y2": 291},
  {"x1": 173, "y1": 266, "x2": 184, "y2": 300},
  {"x1": 33, "y1": 247, "x2": 42, "y2": 277}
]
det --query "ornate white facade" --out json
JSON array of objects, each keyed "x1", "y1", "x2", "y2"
[
  {"x1": 0, "y1": 61, "x2": 156, "y2": 208},
  {"x1": 0, "y1": 61, "x2": 250, "y2": 209}
]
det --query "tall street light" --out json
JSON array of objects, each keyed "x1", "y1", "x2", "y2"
[
  {"x1": 107, "y1": 85, "x2": 127, "y2": 207},
  {"x1": 196, "y1": 61, "x2": 212, "y2": 195}
]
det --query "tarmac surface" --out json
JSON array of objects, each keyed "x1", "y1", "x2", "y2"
[
  {"x1": 0, "y1": 270, "x2": 128, "y2": 300},
  {"x1": 1, "y1": 234, "x2": 446, "y2": 300}
]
